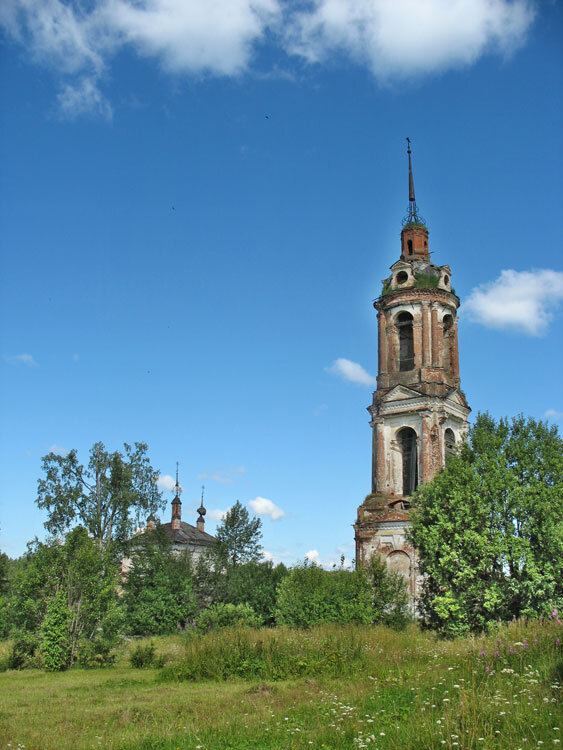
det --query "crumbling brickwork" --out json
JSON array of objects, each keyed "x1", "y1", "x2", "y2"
[{"x1": 355, "y1": 217, "x2": 470, "y2": 609}]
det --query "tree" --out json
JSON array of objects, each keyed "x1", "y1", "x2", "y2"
[
  {"x1": 364, "y1": 555, "x2": 411, "y2": 630},
  {"x1": 37, "y1": 442, "x2": 164, "y2": 546},
  {"x1": 409, "y1": 413, "x2": 563, "y2": 637},
  {"x1": 275, "y1": 562, "x2": 373, "y2": 627},
  {"x1": 7, "y1": 528, "x2": 122, "y2": 666},
  {"x1": 221, "y1": 561, "x2": 288, "y2": 625},
  {"x1": 214, "y1": 501, "x2": 263, "y2": 567},
  {"x1": 122, "y1": 525, "x2": 196, "y2": 635}
]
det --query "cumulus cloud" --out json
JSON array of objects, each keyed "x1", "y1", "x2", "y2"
[
  {"x1": 157, "y1": 474, "x2": 180, "y2": 492},
  {"x1": 545, "y1": 409, "x2": 563, "y2": 421},
  {"x1": 248, "y1": 496, "x2": 285, "y2": 520},
  {"x1": 326, "y1": 357, "x2": 377, "y2": 386},
  {"x1": 4, "y1": 353, "x2": 38, "y2": 367},
  {"x1": 208, "y1": 508, "x2": 228, "y2": 521},
  {"x1": 305, "y1": 549, "x2": 320, "y2": 563},
  {"x1": 0, "y1": 0, "x2": 535, "y2": 116},
  {"x1": 285, "y1": 0, "x2": 534, "y2": 80},
  {"x1": 462, "y1": 269, "x2": 563, "y2": 336}
]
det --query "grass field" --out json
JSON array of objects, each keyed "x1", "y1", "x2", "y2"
[{"x1": 0, "y1": 619, "x2": 561, "y2": 749}]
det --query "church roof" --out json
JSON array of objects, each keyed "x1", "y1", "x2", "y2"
[{"x1": 162, "y1": 520, "x2": 215, "y2": 547}]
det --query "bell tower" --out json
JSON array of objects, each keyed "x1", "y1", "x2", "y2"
[{"x1": 354, "y1": 140, "x2": 471, "y2": 603}]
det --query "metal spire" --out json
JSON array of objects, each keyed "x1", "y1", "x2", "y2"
[
  {"x1": 174, "y1": 461, "x2": 182, "y2": 497},
  {"x1": 402, "y1": 137, "x2": 425, "y2": 227},
  {"x1": 197, "y1": 485, "x2": 206, "y2": 518}
]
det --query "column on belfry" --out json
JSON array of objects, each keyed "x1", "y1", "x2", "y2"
[{"x1": 422, "y1": 302, "x2": 431, "y2": 367}]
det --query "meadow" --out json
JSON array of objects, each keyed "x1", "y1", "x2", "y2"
[{"x1": 0, "y1": 618, "x2": 561, "y2": 750}]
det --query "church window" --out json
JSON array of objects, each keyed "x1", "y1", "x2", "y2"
[
  {"x1": 398, "y1": 427, "x2": 418, "y2": 496},
  {"x1": 396, "y1": 271, "x2": 408, "y2": 284},
  {"x1": 445, "y1": 428, "x2": 456, "y2": 455},
  {"x1": 444, "y1": 275, "x2": 449, "y2": 285},
  {"x1": 443, "y1": 314, "x2": 453, "y2": 332},
  {"x1": 396, "y1": 311, "x2": 414, "y2": 371},
  {"x1": 407, "y1": 239, "x2": 413, "y2": 255}
]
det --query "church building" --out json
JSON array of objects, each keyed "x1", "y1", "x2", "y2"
[{"x1": 354, "y1": 142, "x2": 471, "y2": 602}]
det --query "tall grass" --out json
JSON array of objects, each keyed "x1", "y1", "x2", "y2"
[
  {"x1": 160, "y1": 625, "x2": 374, "y2": 681},
  {"x1": 0, "y1": 618, "x2": 560, "y2": 749}
]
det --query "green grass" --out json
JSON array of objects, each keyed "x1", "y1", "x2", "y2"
[{"x1": 0, "y1": 620, "x2": 561, "y2": 749}]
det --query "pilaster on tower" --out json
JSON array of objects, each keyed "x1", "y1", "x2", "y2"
[{"x1": 354, "y1": 141, "x2": 471, "y2": 611}]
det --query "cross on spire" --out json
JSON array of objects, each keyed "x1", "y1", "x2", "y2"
[{"x1": 402, "y1": 137, "x2": 425, "y2": 227}]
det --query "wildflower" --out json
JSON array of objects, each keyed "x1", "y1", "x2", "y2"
[
  {"x1": 552, "y1": 609, "x2": 558, "y2": 619},
  {"x1": 556, "y1": 637, "x2": 561, "y2": 646},
  {"x1": 494, "y1": 650, "x2": 500, "y2": 658},
  {"x1": 480, "y1": 650, "x2": 486, "y2": 658},
  {"x1": 486, "y1": 665, "x2": 490, "y2": 674}
]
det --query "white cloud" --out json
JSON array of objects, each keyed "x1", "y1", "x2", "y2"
[
  {"x1": 305, "y1": 549, "x2": 320, "y2": 563},
  {"x1": 0, "y1": 0, "x2": 535, "y2": 116},
  {"x1": 157, "y1": 474, "x2": 181, "y2": 492},
  {"x1": 285, "y1": 0, "x2": 534, "y2": 80},
  {"x1": 4, "y1": 353, "x2": 38, "y2": 367},
  {"x1": 326, "y1": 357, "x2": 376, "y2": 386},
  {"x1": 106, "y1": 0, "x2": 279, "y2": 76},
  {"x1": 248, "y1": 496, "x2": 285, "y2": 520},
  {"x1": 462, "y1": 269, "x2": 563, "y2": 336},
  {"x1": 57, "y1": 76, "x2": 112, "y2": 119},
  {"x1": 48, "y1": 444, "x2": 66, "y2": 454},
  {"x1": 545, "y1": 409, "x2": 563, "y2": 421},
  {"x1": 208, "y1": 508, "x2": 228, "y2": 521},
  {"x1": 197, "y1": 466, "x2": 246, "y2": 484}
]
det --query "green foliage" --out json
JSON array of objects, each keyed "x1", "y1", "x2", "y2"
[
  {"x1": 224, "y1": 561, "x2": 288, "y2": 625},
  {"x1": 5, "y1": 528, "x2": 121, "y2": 664},
  {"x1": 161, "y1": 624, "x2": 371, "y2": 682},
  {"x1": 409, "y1": 413, "x2": 563, "y2": 636},
  {"x1": 76, "y1": 636, "x2": 117, "y2": 668},
  {"x1": 364, "y1": 555, "x2": 411, "y2": 629},
  {"x1": 196, "y1": 602, "x2": 262, "y2": 633},
  {"x1": 7, "y1": 631, "x2": 41, "y2": 669},
  {"x1": 413, "y1": 271, "x2": 439, "y2": 289},
  {"x1": 129, "y1": 640, "x2": 161, "y2": 668},
  {"x1": 381, "y1": 279, "x2": 393, "y2": 297},
  {"x1": 37, "y1": 441, "x2": 164, "y2": 546},
  {"x1": 214, "y1": 501, "x2": 263, "y2": 567},
  {"x1": 40, "y1": 591, "x2": 72, "y2": 671},
  {"x1": 275, "y1": 563, "x2": 373, "y2": 627},
  {"x1": 122, "y1": 526, "x2": 196, "y2": 635}
]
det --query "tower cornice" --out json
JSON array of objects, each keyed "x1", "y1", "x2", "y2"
[{"x1": 374, "y1": 287, "x2": 459, "y2": 312}]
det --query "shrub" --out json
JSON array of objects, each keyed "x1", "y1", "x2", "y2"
[
  {"x1": 275, "y1": 564, "x2": 373, "y2": 628},
  {"x1": 365, "y1": 555, "x2": 411, "y2": 630},
  {"x1": 39, "y1": 591, "x2": 71, "y2": 671},
  {"x1": 130, "y1": 640, "x2": 161, "y2": 668},
  {"x1": 8, "y1": 631, "x2": 41, "y2": 670},
  {"x1": 77, "y1": 637, "x2": 117, "y2": 668},
  {"x1": 413, "y1": 272, "x2": 439, "y2": 289},
  {"x1": 196, "y1": 603, "x2": 261, "y2": 633}
]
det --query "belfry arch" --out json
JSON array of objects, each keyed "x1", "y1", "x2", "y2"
[{"x1": 397, "y1": 427, "x2": 418, "y2": 496}]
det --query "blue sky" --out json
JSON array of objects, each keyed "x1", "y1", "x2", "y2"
[{"x1": 1, "y1": 0, "x2": 562, "y2": 564}]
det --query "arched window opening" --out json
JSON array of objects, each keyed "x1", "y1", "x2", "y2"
[
  {"x1": 398, "y1": 427, "x2": 418, "y2": 496},
  {"x1": 396, "y1": 311, "x2": 414, "y2": 371},
  {"x1": 407, "y1": 239, "x2": 413, "y2": 255},
  {"x1": 445, "y1": 428, "x2": 456, "y2": 456},
  {"x1": 444, "y1": 275, "x2": 449, "y2": 286},
  {"x1": 396, "y1": 271, "x2": 408, "y2": 284},
  {"x1": 443, "y1": 315, "x2": 454, "y2": 373},
  {"x1": 386, "y1": 551, "x2": 411, "y2": 585}
]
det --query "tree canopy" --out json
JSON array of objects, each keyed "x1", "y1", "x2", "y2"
[
  {"x1": 409, "y1": 413, "x2": 563, "y2": 637},
  {"x1": 214, "y1": 501, "x2": 263, "y2": 567},
  {"x1": 37, "y1": 442, "x2": 164, "y2": 546}
]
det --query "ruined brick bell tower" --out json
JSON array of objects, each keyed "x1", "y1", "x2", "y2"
[{"x1": 354, "y1": 141, "x2": 470, "y2": 602}]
